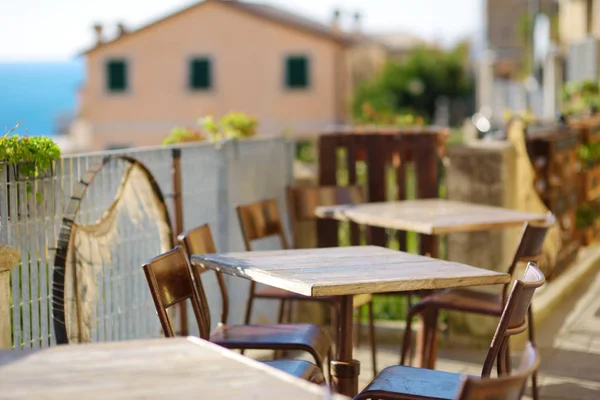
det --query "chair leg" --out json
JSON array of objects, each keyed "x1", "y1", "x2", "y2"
[
  {"x1": 368, "y1": 301, "x2": 377, "y2": 376},
  {"x1": 355, "y1": 305, "x2": 364, "y2": 348},
  {"x1": 286, "y1": 299, "x2": 294, "y2": 323},
  {"x1": 273, "y1": 300, "x2": 289, "y2": 359},
  {"x1": 504, "y1": 336, "x2": 512, "y2": 374},
  {"x1": 244, "y1": 282, "x2": 256, "y2": 325},
  {"x1": 277, "y1": 299, "x2": 287, "y2": 324},
  {"x1": 423, "y1": 308, "x2": 439, "y2": 369},
  {"x1": 528, "y1": 306, "x2": 539, "y2": 400},
  {"x1": 496, "y1": 339, "x2": 506, "y2": 376},
  {"x1": 400, "y1": 308, "x2": 416, "y2": 366}
]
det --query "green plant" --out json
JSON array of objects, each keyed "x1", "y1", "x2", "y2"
[
  {"x1": 578, "y1": 142, "x2": 600, "y2": 169},
  {"x1": 162, "y1": 127, "x2": 206, "y2": 145},
  {"x1": 0, "y1": 123, "x2": 61, "y2": 203},
  {"x1": 576, "y1": 203, "x2": 598, "y2": 228},
  {"x1": 199, "y1": 112, "x2": 257, "y2": 141},
  {"x1": 352, "y1": 43, "x2": 473, "y2": 124},
  {"x1": 563, "y1": 81, "x2": 600, "y2": 116}
]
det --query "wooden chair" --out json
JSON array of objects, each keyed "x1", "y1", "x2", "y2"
[
  {"x1": 354, "y1": 263, "x2": 545, "y2": 400},
  {"x1": 236, "y1": 190, "x2": 377, "y2": 376},
  {"x1": 399, "y1": 214, "x2": 554, "y2": 400},
  {"x1": 143, "y1": 245, "x2": 331, "y2": 385}
]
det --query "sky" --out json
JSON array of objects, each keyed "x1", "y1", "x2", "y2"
[{"x1": 0, "y1": 0, "x2": 484, "y2": 62}]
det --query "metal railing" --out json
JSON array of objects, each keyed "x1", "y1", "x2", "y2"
[{"x1": 0, "y1": 137, "x2": 294, "y2": 349}]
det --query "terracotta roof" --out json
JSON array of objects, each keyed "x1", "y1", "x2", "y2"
[{"x1": 83, "y1": 0, "x2": 352, "y2": 54}]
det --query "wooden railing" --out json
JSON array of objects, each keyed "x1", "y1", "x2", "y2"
[{"x1": 317, "y1": 127, "x2": 445, "y2": 256}]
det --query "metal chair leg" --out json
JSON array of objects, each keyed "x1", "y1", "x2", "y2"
[
  {"x1": 368, "y1": 301, "x2": 377, "y2": 376},
  {"x1": 355, "y1": 305, "x2": 364, "y2": 349},
  {"x1": 528, "y1": 306, "x2": 539, "y2": 400}
]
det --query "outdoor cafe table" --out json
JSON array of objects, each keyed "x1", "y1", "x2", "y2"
[
  {"x1": 0, "y1": 337, "x2": 346, "y2": 399},
  {"x1": 315, "y1": 198, "x2": 547, "y2": 371},
  {"x1": 315, "y1": 199, "x2": 547, "y2": 237},
  {"x1": 192, "y1": 246, "x2": 511, "y2": 397}
]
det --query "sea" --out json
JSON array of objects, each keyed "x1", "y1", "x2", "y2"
[{"x1": 0, "y1": 60, "x2": 84, "y2": 137}]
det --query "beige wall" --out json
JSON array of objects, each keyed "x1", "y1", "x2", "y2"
[
  {"x1": 559, "y1": 0, "x2": 600, "y2": 44},
  {"x1": 79, "y1": 1, "x2": 347, "y2": 150}
]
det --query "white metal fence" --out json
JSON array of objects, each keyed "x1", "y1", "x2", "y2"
[{"x1": 0, "y1": 138, "x2": 294, "y2": 349}]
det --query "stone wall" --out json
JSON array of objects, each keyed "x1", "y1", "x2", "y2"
[{"x1": 445, "y1": 141, "x2": 522, "y2": 343}]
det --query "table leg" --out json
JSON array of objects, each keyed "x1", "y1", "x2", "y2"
[
  {"x1": 415, "y1": 236, "x2": 440, "y2": 369},
  {"x1": 331, "y1": 295, "x2": 360, "y2": 397}
]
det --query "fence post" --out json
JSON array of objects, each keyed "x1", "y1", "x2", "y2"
[
  {"x1": 171, "y1": 149, "x2": 188, "y2": 336},
  {"x1": 0, "y1": 244, "x2": 20, "y2": 349}
]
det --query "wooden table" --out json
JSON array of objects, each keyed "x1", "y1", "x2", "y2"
[
  {"x1": 0, "y1": 337, "x2": 347, "y2": 399},
  {"x1": 315, "y1": 199, "x2": 547, "y2": 235},
  {"x1": 192, "y1": 246, "x2": 510, "y2": 397},
  {"x1": 316, "y1": 198, "x2": 547, "y2": 371}
]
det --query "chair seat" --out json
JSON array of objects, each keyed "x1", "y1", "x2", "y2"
[
  {"x1": 357, "y1": 365, "x2": 468, "y2": 400},
  {"x1": 261, "y1": 360, "x2": 325, "y2": 385},
  {"x1": 420, "y1": 288, "x2": 503, "y2": 315},
  {"x1": 255, "y1": 287, "x2": 372, "y2": 308},
  {"x1": 211, "y1": 323, "x2": 332, "y2": 362}
]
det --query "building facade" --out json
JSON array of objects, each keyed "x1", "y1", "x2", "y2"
[{"x1": 77, "y1": 0, "x2": 351, "y2": 150}]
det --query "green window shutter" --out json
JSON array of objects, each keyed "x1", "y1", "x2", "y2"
[
  {"x1": 286, "y1": 56, "x2": 309, "y2": 89},
  {"x1": 189, "y1": 58, "x2": 212, "y2": 90},
  {"x1": 106, "y1": 60, "x2": 127, "y2": 92}
]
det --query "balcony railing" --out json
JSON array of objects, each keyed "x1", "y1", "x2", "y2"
[{"x1": 0, "y1": 138, "x2": 294, "y2": 349}]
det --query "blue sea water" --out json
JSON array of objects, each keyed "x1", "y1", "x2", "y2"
[{"x1": 0, "y1": 60, "x2": 84, "y2": 137}]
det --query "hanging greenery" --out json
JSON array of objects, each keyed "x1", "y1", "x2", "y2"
[{"x1": 0, "y1": 123, "x2": 61, "y2": 202}]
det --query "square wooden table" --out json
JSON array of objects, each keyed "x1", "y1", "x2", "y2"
[
  {"x1": 0, "y1": 337, "x2": 346, "y2": 399},
  {"x1": 315, "y1": 198, "x2": 547, "y2": 371},
  {"x1": 315, "y1": 199, "x2": 547, "y2": 235},
  {"x1": 192, "y1": 246, "x2": 510, "y2": 397}
]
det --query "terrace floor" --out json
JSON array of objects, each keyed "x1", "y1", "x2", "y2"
[{"x1": 353, "y1": 269, "x2": 600, "y2": 399}]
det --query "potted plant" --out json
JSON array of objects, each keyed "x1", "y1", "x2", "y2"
[
  {"x1": 162, "y1": 127, "x2": 206, "y2": 145},
  {"x1": 199, "y1": 112, "x2": 258, "y2": 141},
  {"x1": 163, "y1": 113, "x2": 258, "y2": 145},
  {"x1": 0, "y1": 124, "x2": 61, "y2": 213}
]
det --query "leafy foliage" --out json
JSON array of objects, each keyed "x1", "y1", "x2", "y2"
[
  {"x1": 576, "y1": 203, "x2": 598, "y2": 228},
  {"x1": 0, "y1": 123, "x2": 61, "y2": 203},
  {"x1": 578, "y1": 142, "x2": 600, "y2": 170},
  {"x1": 563, "y1": 81, "x2": 600, "y2": 116},
  {"x1": 201, "y1": 112, "x2": 258, "y2": 141},
  {"x1": 352, "y1": 43, "x2": 473, "y2": 124},
  {"x1": 162, "y1": 127, "x2": 206, "y2": 145},
  {"x1": 164, "y1": 113, "x2": 258, "y2": 145}
]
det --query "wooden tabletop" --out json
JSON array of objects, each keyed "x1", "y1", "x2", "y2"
[
  {"x1": 192, "y1": 246, "x2": 510, "y2": 297},
  {"x1": 0, "y1": 337, "x2": 346, "y2": 399},
  {"x1": 315, "y1": 199, "x2": 547, "y2": 235}
]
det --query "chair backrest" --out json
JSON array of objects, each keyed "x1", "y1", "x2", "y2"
[
  {"x1": 236, "y1": 198, "x2": 289, "y2": 251},
  {"x1": 503, "y1": 213, "x2": 554, "y2": 303},
  {"x1": 142, "y1": 246, "x2": 210, "y2": 339},
  {"x1": 287, "y1": 185, "x2": 364, "y2": 248},
  {"x1": 481, "y1": 263, "x2": 545, "y2": 378},
  {"x1": 457, "y1": 343, "x2": 540, "y2": 399},
  {"x1": 178, "y1": 224, "x2": 229, "y2": 325}
]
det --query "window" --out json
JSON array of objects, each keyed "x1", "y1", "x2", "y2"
[
  {"x1": 106, "y1": 59, "x2": 128, "y2": 92},
  {"x1": 285, "y1": 56, "x2": 309, "y2": 89},
  {"x1": 189, "y1": 58, "x2": 212, "y2": 90}
]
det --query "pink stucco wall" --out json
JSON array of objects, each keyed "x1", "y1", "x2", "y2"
[{"x1": 79, "y1": 1, "x2": 348, "y2": 150}]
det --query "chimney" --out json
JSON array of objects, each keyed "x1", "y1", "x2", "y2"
[
  {"x1": 331, "y1": 8, "x2": 341, "y2": 32},
  {"x1": 353, "y1": 11, "x2": 362, "y2": 34},
  {"x1": 93, "y1": 23, "x2": 103, "y2": 46},
  {"x1": 117, "y1": 22, "x2": 127, "y2": 37}
]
